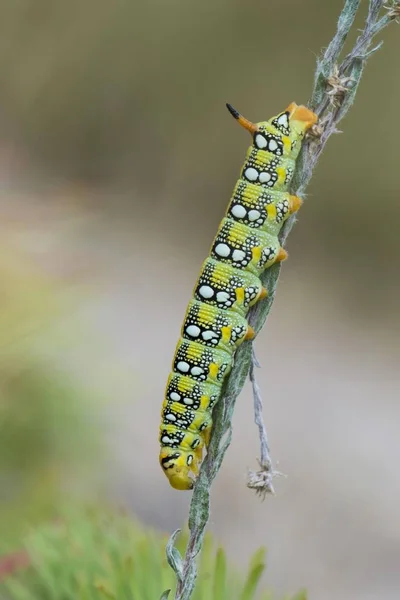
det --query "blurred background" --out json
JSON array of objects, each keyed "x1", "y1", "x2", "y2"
[{"x1": 0, "y1": 1, "x2": 399, "y2": 599}]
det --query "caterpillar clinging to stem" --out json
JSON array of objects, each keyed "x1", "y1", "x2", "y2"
[{"x1": 159, "y1": 102, "x2": 318, "y2": 490}]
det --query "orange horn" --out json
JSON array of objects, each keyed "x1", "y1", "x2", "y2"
[{"x1": 226, "y1": 103, "x2": 258, "y2": 134}]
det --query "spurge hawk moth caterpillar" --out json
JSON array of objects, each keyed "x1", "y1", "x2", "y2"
[{"x1": 159, "y1": 102, "x2": 318, "y2": 490}]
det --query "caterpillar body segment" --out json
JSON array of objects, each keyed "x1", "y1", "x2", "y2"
[
  {"x1": 159, "y1": 102, "x2": 318, "y2": 490},
  {"x1": 182, "y1": 300, "x2": 251, "y2": 352},
  {"x1": 227, "y1": 180, "x2": 302, "y2": 235},
  {"x1": 160, "y1": 373, "x2": 219, "y2": 490},
  {"x1": 173, "y1": 337, "x2": 232, "y2": 387},
  {"x1": 194, "y1": 258, "x2": 265, "y2": 315},
  {"x1": 211, "y1": 218, "x2": 282, "y2": 276}
]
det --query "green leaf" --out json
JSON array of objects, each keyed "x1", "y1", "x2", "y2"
[
  {"x1": 165, "y1": 529, "x2": 183, "y2": 581},
  {"x1": 248, "y1": 547, "x2": 267, "y2": 572},
  {"x1": 212, "y1": 547, "x2": 227, "y2": 599},
  {"x1": 95, "y1": 580, "x2": 117, "y2": 599},
  {"x1": 291, "y1": 590, "x2": 308, "y2": 600},
  {"x1": 3, "y1": 578, "x2": 34, "y2": 600},
  {"x1": 239, "y1": 561, "x2": 266, "y2": 600},
  {"x1": 0, "y1": 505, "x2": 306, "y2": 600}
]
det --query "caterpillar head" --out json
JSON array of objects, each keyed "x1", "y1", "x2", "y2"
[{"x1": 159, "y1": 448, "x2": 196, "y2": 490}]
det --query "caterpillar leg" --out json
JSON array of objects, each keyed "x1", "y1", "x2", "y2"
[
  {"x1": 289, "y1": 195, "x2": 303, "y2": 214},
  {"x1": 276, "y1": 248, "x2": 288, "y2": 262},
  {"x1": 285, "y1": 103, "x2": 318, "y2": 128},
  {"x1": 194, "y1": 444, "x2": 203, "y2": 465},
  {"x1": 201, "y1": 423, "x2": 212, "y2": 448},
  {"x1": 245, "y1": 325, "x2": 255, "y2": 340}
]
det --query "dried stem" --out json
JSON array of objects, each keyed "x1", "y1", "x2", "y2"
[
  {"x1": 246, "y1": 348, "x2": 277, "y2": 499},
  {"x1": 162, "y1": 2, "x2": 398, "y2": 599}
]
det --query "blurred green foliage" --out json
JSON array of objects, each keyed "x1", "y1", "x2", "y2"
[
  {"x1": 0, "y1": 244, "x2": 104, "y2": 552},
  {"x1": 0, "y1": 505, "x2": 306, "y2": 600}
]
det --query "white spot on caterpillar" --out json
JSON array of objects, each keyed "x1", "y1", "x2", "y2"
[
  {"x1": 232, "y1": 249, "x2": 246, "y2": 262},
  {"x1": 216, "y1": 291, "x2": 230, "y2": 303},
  {"x1": 277, "y1": 114, "x2": 289, "y2": 127},
  {"x1": 187, "y1": 455, "x2": 193, "y2": 465},
  {"x1": 255, "y1": 134, "x2": 267, "y2": 149},
  {"x1": 165, "y1": 413, "x2": 176, "y2": 422},
  {"x1": 162, "y1": 435, "x2": 174, "y2": 443},
  {"x1": 248, "y1": 209, "x2": 261, "y2": 222},
  {"x1": 259, "y1": 172, "x2": 271, "y2": 184},
  {"x1": 231, "y1": 204, "x2": 247, "y2": 219},
  {"x1": 169, "y1": 392, "x2": 181, "y2": 401},
  {"x1": 186, "y1": 325, "x2": 201, "y2": 338},
  {"x1": 244, "y1": 167, "x2": 258, "y2": 181},
  {"x1": 199, "y1": 285, "x2": 214, "y2": 299},
  {"x1": 177, "y1": 361, "x2": 190, "y2": 373},
  {"x1": 191, "y1": 366, "x2": 204, "y2": 376},
  {"x1": 268, "y1": 139, "x2": 278, "y2": 152},
  {"x1": 202, "y1": 330, "x2": 218, "y2": 341},
  {"x1": 183, "y1": 397, "x2": 194, "y2": 405},
  {"x1": 214, "y1": 243, "x2": 231, "y2": 258}
]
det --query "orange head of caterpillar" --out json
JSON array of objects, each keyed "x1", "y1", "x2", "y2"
[{"x1": 159, "y1": 447, "x2": 197, "y2": 491}]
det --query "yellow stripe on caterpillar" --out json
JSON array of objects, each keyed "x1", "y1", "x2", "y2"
[{"x1": 266, "y1": 204, "x2": 277, "y2": 220}]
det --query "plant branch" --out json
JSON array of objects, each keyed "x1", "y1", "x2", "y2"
[
  {"x1": 162, "y1": 1, "x2": 398, "y2": 598},
  {"x1": 246, "y1": 348, "x2": 277, "y2": 499}
]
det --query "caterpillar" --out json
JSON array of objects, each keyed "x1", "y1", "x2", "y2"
[{"x1": 159, "y1": 102, "x2": 318, "y2": 490}]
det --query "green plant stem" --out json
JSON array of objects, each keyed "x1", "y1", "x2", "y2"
[{"x1": 162, "y1": 2, "x2": 398, "y2": 599}]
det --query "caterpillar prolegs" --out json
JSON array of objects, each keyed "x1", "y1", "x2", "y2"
[{"x1": 159, "y1": 102, "x2": 318, "y2": 490}]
